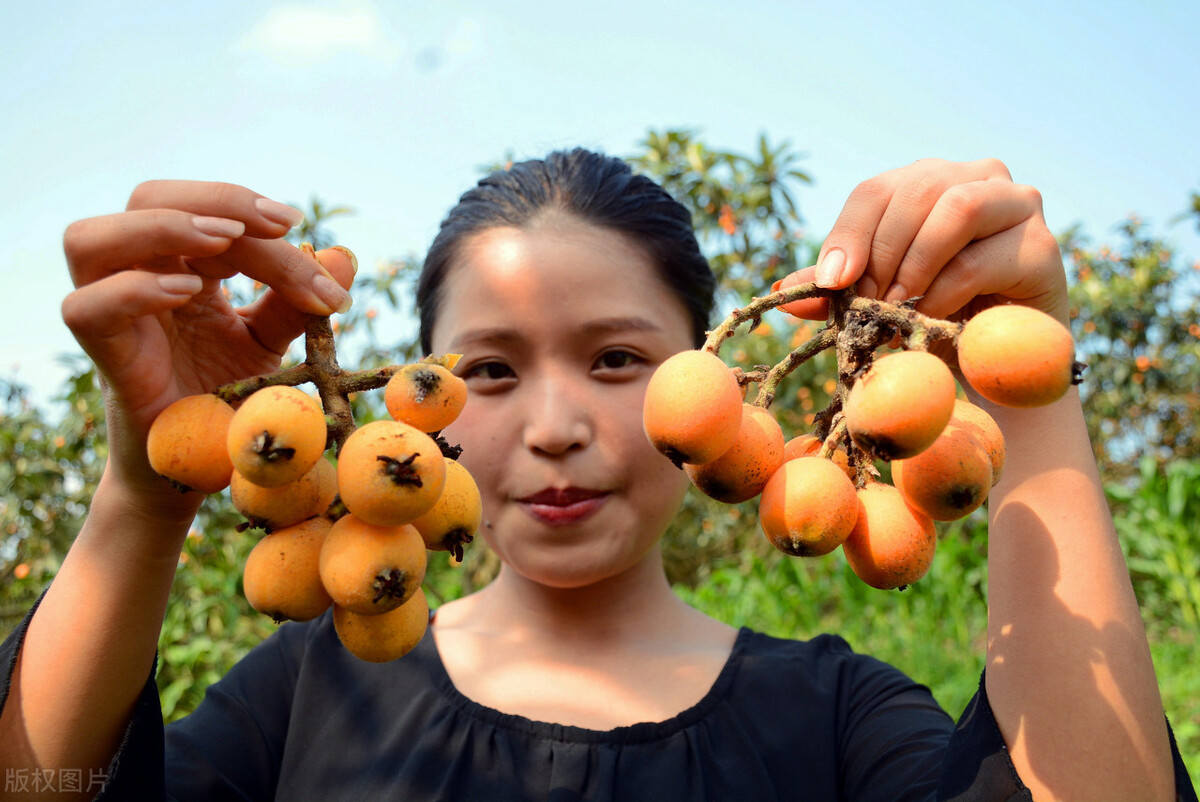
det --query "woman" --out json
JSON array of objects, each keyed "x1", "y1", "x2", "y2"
[{"x1": 0, "y1": 150, "x2": 1193, "y2": 800}]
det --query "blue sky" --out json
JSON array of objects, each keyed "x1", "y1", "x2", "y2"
[{"x1": 3, "y1": 0, "x2": 1198, "y2": 407}]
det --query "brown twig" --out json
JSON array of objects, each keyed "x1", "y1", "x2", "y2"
[
  {"x1": 211, "y1": 243, "x2": 404, "y2": 456},
  {"x1": 752, "y1": 326, "x2": 836, "y2": 408},
  {"x1": 703, "y1": 281, "x2": 834, "y2": 355}
]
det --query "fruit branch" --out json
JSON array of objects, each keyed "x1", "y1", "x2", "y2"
[
  {"x1": 303, "y1": 316, "x2": 354, "y2": 453},
  {"x1": 211, "y1": 243, "x2": 404, "y2": 455},
  {"x1": 841, "y1": 295, "x2": 963, "y2": 351},
  {"x1": 818, "y1": 415, "x2": 847, "y2": 461},
  {"x1": 752, "y1": 326, "x2": 836, "y2": 408},
  {"x1": 213, "y1": 364, "x2": 313, "y2": 404},
  {"x1": 703, "y1": 281, "x2": 833, "y2": 354},
  {"x1": 648, "y1": 265, "x2": 1084, "y2": 591}
]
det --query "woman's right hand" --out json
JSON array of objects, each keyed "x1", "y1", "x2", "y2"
[{"x1": 60, "y1": 180, "x2": 356, "y2": 512}]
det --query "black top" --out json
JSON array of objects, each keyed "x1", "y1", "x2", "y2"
[{"x1": 2, "y1": 588, "x2": 1195, "y2": 801}]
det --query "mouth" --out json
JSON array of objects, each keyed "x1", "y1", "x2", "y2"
[{"x1": 515, "y1": 487, "x2": 610, "y2": 526}]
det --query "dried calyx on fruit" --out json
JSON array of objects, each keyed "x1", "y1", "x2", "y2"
[{"x1": 641, "y1": 273, "x2": 1082, "y2": 591}]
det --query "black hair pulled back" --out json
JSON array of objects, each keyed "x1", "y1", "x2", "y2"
[{"x1": 417, "y1": 148, "x2": 716, "y2": 353}]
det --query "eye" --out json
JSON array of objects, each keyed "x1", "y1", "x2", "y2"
[
  {"x1": 462, "y1": 361, "x2": 515, "y2": 382},
  {"x1": 594, "y1": 350, "x2": 641, "y2": 372}
]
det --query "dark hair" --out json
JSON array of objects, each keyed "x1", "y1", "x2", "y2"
[{"x1": 417, "y1": 148, "x2": 716, "y2": 353}]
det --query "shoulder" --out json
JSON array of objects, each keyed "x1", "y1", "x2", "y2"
[
  {"x1": 736, "y1": 627, "x2": 889, "y2": 683},
  {"x1": 733, "y1": 628, "x2": 951, "y2": 725},
  {"x1": 218, "y1": 606, "x2": 437, "y2": 696},
  {"x1": 732, "y1": 629, "x2": 954, "y2": 798}
]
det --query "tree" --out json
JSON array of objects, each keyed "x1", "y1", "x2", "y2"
[
  {"x1": 4, "y1": 134, "x2": 1198, "y2": 735},
  {"x1": 630, "y1": 128, "x2": 813, "y2": 301},
  {"x1": 0, "y1": 364, "x2": 105, "y2": 632},
  {"x1": 1061, "y1": 215, "x2": 1200, "y2": 478}
]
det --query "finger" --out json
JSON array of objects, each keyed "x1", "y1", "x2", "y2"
[
  {"x1": 884, "y1": 182, "x2": 1043, "y2": 304},
  {"x1": 860, "y1": 159, "x2": 1014, "y2": 299},
  {"x1": 61, "y1": 270, "x2": 206, "y2": 386},
  {"x1": 64, "y1": 210, "x2": 244, "y2": 287},
  {"x1": 125, "y1": 180, "x2": 304, "y2": 239},
  {"x1": 813, "y1": 174, "x2": 895, "y2": 294},
  {"x1": 191, "y1": 238, "x2": 354, "y2": 317},
  {"x1": 770, "y1": 265, "x2": 829, "y2": 321},
  {"x1": 239, "y1": 247, "x2": 358, "y2": 355},
  {"x1": 817, "y1": 158, "x2": 1014, "y2": 297},
  {"x1": 66, "y1": 210, "x2": 352, "y2": 317},
  {"x1": 914, "y1": 220, "x2": 1066, "y2": 322}
]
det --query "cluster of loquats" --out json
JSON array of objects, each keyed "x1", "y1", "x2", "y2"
[
  {"x1": 644, "y1": 283, "x2": 1083, "y2": 590},
  {"x1": 145, "y1": 245, "x2": 482, "y2": 662}
]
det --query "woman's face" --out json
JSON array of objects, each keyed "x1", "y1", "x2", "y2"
[{"x1": 430, "y1": 213, "x2": 696, "y2": 589}]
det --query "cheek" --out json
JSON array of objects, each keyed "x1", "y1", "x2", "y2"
[
  {"x1": 638, "y1": 444, "x2": 691, "y2": 510},
  {"x1": 438, "y1": 397, "x2": 509, "y2": 502},
  {"x1": 610, "y1": 389, "x2": 691, "y2": 499}
]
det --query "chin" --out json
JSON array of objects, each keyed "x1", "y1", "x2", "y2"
[{"x1": 487, "y1": 525, "x2": 657, "y2": 591}]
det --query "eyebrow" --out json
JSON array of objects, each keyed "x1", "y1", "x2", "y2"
[{"x1": 447, "y1": 316, "x2": 663, "y2": 350}]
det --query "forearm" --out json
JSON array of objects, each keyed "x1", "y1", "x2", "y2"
[
  {"x1": 982, "y1": 387, "x2": 1175, "y2": 801},
  {"x1": 0, "y1": 469, "x2": 197, "y2": 794}
]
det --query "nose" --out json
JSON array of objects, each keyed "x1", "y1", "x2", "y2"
[{"x1": 522, "y1": 370, "x2": 593, "y2": 457}]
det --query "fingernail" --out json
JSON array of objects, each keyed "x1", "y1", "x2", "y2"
[
  {"x1": 884, "y1": 283, "x2": 908, "y2": 303},
  {"x1": 329, "y1": 245, "x2": 359, "y2": 275},
  {"x1": 858, "y1": 277, "x2": 878, "y2": 300},
  {"x1": 815, "y1": 249, "x2": 846, "y2": 288},
  {"x1": 255, "y1": 198, "x2": 305, "y2": 228},
  {"x1": 192, "y1": 216, "x2": 245, "y2": 239},
  {"x1": 158, "y1": 274, "x2": 204, "y2": 295},
  {"x1": 313, "y1": 274, "x2": 353, "y2": 314}
]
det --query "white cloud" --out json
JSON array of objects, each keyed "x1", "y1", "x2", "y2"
[
  {"x1": 444, "y1": 16, "x2": 483, "y2": 58},
  {"x1": 237, "y1": 1, "x2": 402, "y2": 67}
]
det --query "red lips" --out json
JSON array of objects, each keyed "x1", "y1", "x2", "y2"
[
  {"x1": 516, "y1": 487, "x2": 609, "y2": 526},
  {"x1": 519, "y1": 487, "x2": 608, "y2": 506}
]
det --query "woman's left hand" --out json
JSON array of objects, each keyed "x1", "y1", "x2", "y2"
[{"x1": 785, "y1": 158, "x2": 1069, "y2": 326}]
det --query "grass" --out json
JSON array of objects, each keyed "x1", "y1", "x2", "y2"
[{"x1": 673, "y1": 513, "x2": 1199, "y2": 783}]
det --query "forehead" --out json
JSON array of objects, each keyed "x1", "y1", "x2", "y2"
[{"x1": 430, "y1": 215, "x2": 694, "y2": 352}]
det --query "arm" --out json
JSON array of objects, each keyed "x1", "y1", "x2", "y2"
[
  {"x1": 804, "y1": 158, "x2": 1177, "y2": 800},
  {"x1": 0, "y1": 182, "x2": 353, "y2": 800},
  {"x1": 982, "y1": 387, "x2": 1173, "y2": 801}
]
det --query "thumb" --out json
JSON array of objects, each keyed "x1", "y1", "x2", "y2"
[{"x1": 238, "y1": 246, "x2": 358, "y2": 356}]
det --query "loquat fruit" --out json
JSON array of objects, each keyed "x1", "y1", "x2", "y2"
[
  {"x1": 384, "y1": 362, "x2": 468, "y2": 433},
  {"x1": 758, "y1": 456, "x2": 859, "y2": 557},
  {"x1": 336, "y1": 420, "x2": 447, "y2": 527},
  {"x1": 319, "y1": 514, "x2": 427, "y2": 615},
  {"x1": 410, "y1": 458, "x2": 482, "y2": 561},
  {"x1": 948, "y1": 399, "x2": 1006, "y2": 486},
  {"x1": 892, "y1": 422, "x2": 992, "y2": 521},
  {"x1": 147, "y1": 394, "x2": 237, "y2": 494},
  {"x1": 844, "y1": 351, "x2": 956, "y2": 461},
  {"x1": 842, "y1": 482, "x2": 937, "y2": 590},
  {"x1": 685, "y1": 404, "x2": 785, "y2": 503},
  {"x1": 231, "y1": 456, "x2": 337, "y2": 532},
  {"x1": 226, "y1": 386, "x2": 328, "y2": 488},
  {"x1": 333, "y1": 588, "x2": 429, "y2": 663},
  {"x1": 242, "y1": 517, "x2": 334, "y2": 623},
  {"x1": 643, "y1": 349, "x2": 743, "y2": 467},
  {"x1": 957, "y1": 305, "x2": 1077, "y2": 408},
  {"x1": 782, "y1": 433, "x2": 855, "y2": 479}
]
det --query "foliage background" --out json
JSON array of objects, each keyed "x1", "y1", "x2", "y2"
[{"x1": 2, "y1": 131, "x2": 1197, "y2": 779}]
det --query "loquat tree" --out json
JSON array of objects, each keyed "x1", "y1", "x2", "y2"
[{"x1": 1061, "y1": 215, "x2": 1200, "y2": 478}]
